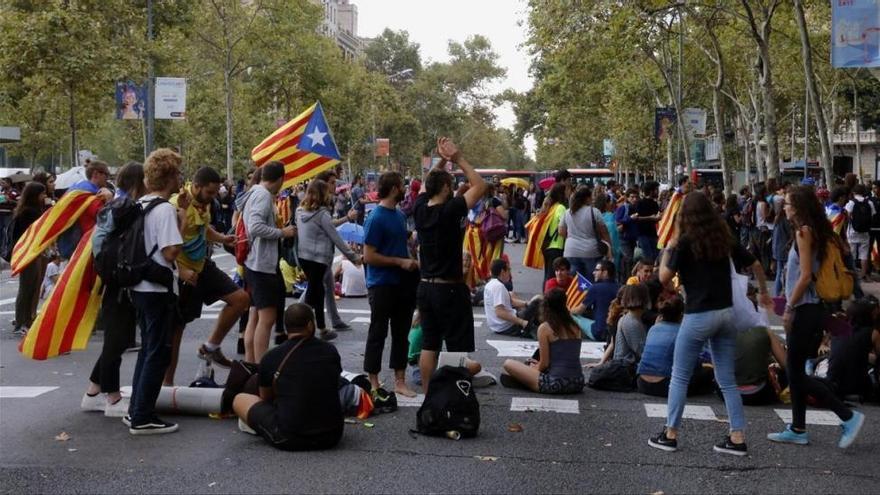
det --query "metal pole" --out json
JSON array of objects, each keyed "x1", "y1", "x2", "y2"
[
  {"x1": 145, "y1": 0, "x2": 155, "y2": 158},
  {"x1": 854, "y1": 81, "x2": 862, "y2": 181},
  {"x1": 803, "y1": 90, "x2": 809, "y2": 180},
  {"x1": 677, "y1": 6, "x2": 683, "y2": 174}
]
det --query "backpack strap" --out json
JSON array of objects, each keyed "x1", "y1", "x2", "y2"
[{"x1": 272, "y1": 337, "x2": 309, "y2": 394}]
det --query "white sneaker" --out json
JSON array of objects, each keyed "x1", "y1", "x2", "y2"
[
  {"x1": 80, "y1": 393, "x2": 105, "y2": 412},
  {"x1": 104, "y1": 397, "x2": 129, "y2": 417},
  {"x1": 471, "y1": 370, "x2": 497, "y2": 388},
  {"x1": 238, "y1": 418, "x2": 257, "y2": 435}
]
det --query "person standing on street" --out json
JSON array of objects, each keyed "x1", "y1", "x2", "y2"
[
  {"x1": 633, "y1": 181, "x2": 661, "y2": 261},
  {"x1": 767, "y1": 185, "x2": 866, "y2": 449},
  {"x1": 351, "y1": 174, "x2": 368, "y2": 225},
  {"x1": 127, "y1": 148, "x2": 184, "y2": 435},
  {"x1": 241, "y1": 161, "x2": 296, "y2": 363},
  {"x1": 414, "y1": 137, "x2": 486, "y2": 391},
  {"x1": 363, "y1": 171, "x2": 420, "y2": 406},
  {"x1": 11, "y1": 182, "x2": 47, "y2": 335}
]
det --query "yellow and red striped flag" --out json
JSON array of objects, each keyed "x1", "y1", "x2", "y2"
[
  {"x1": 276, "y1": 196, "x2": 291, "y2": 226},
  {"x1": 463, "y1": 224, "x2": 504, "y2": 282},
  {"x1": 19, "y1": 228, "x2": 102, "y2": 360},
  {"x1": 251, "y1": 102, "x2": 341, "y2": 190},
  {"x1": 566, "y1": 272, "x2": 592, "y2": 310},
  {"x1": 827, "y1": 208, "x2": 846, "y2": 235},
  {"x1": 522, "y1": 204, "x2": 564, "y2": 270},
  {"x1": 656, "y1": 191, "x2": 683, "y2": 249},
  {"x1": 10, "y1": 190, "x2": 101, "y2": 275}
]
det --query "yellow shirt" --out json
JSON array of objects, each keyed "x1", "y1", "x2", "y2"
[{"x1": 170, "y1": 186, "x2": 211, "y2": 272}]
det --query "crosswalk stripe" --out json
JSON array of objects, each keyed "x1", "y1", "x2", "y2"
[
  {"x1": 0, "y1": 297, "x2": 16, "y2": 307},
  {"x1": 774, "y1": 409, "x2": 841, "y2": 426},
  {"x1": 644, "y1": 403, "x2": 718, "y2": 421},
  {"x1": 511, "y1": 397, "x2": 579, "y2": 414},
  {"x1": 396, "y1": 393, "x2": 425, "y2": 407},
  {"x1": 486, "y1": 340, "x2": 604, "y2": 359},
  {"x1": 0, "y1": 386, "x2": 59, "y2": 398}
]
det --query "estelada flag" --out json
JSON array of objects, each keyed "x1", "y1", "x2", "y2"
[
  {"x1": 566, "y1": 272, "x2": 592, "y2": 310},
  {"x1": 656, "y1": 191, "x2": 683, "y2": 249},
  {"x1": 828, "y1": 208, "x2": 846, "y2": 235},
  {"x1": 19, "y1": 228, "x2": 102, "y2": 360},
  {"x1": 464, "y1": 224, "x2": 503, "y2": 281},
  {"x1": 10, "y1": 190, "x2": 101, "y2": 275},
  {"x1": 523, "y1": 204, "x2": 564, "y2": 270},
  {"x1": 251, "y1": 101, "x2": 341, "y2": 190}
]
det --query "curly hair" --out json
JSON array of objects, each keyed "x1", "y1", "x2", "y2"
[
  {"x1": 144, "y1": 148, "x2": 181, "y2": 192},
  {"x1": 677, "y1": 191, "x2": 732, "y2": 261},
  {"x1": 786, "y1": 184, "x2": 833, "y2": 263}
]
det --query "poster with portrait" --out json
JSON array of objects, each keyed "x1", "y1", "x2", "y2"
[
  {"x1": 115, "y1": 81, "x2": 146, "y2": 120},
  {"x1": 654, "y1": 107, "x2": 677, "y2": 142}
]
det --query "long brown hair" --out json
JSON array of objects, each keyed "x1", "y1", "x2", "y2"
[
  {"x1": 540, "y1": 289, "x2": 580, "y2": 339},
  {"x1": 787, "y1": 185, "x2": 833, "y2": 262},
  {"x1": 301, "y1": 179, "x2": 331, "y2": 211},
  {"x1": 676, "y1": 191, "x2": 732, "y2": 261},
  {"x1": 13, "y1": 182, "x2": 45, "y2": 218}
]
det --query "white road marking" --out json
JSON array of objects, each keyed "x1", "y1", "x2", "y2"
[
  {"x1": 351, "y1": 317, "x2": 370, "y2": 324},
  {"x1": 644, "y1": 403, "x2": 718, "y2": 421},
  {"x1": 0, "y1": 311, "x2": 12, "y2": 315},
  {"x1": 511, "y1": 397, "x2": 579, "y2": 414},
  {"x1": 396, "y1": 393, "x2": 425, "y2": 407},
  {"x1": 0, "y1": 386, "x2": 59, "y2": 398},
  {"x1": 486, "y1": 340, "x2": 604, "y2": 360},
  {"x1": 0, "y1": 297, "x2": 16, "y2": 307},
  {"x1": 774, "y1": 409, "x2": 841, "y2": 426},
  {"x1": 213, "y1": 253, "x2": 231, "y2": 259}
]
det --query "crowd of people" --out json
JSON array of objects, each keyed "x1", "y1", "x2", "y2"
[{"x1": 2, "y1": 141, "x2": 878, "y2": 454}]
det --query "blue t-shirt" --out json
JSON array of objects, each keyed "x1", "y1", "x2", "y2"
[
  {"x1": 363, "y1": 204, "x2": 409, "y2": 287},
  {"x1": 582, "y1": 280, "x2": 620, "y2": 341},
  {"x1": 637, "y1": 321, "x2": 679, "y2": 377}
]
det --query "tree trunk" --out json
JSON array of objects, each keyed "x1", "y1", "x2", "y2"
[
  {"x1": 667, "y1": 133, "x2": 674, "y2": 183},
  {"x1": 758, "y1": 46, "x2": 779, "y2": 179},
  {"x1": 67, "y1": 84, "x2": 78, "y2": 169},
  {"x1": 793, "y1": 0, "x2": 832, "y2": 184},
  {"x1": 224, "y1": 68, "x2": 234, "y2": 183}
]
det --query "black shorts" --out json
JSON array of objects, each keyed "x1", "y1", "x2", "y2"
[
  {"x1": 417, "y1": 282, "x2": 474, "y2": 353},
  {"x1": 179, "y1": 260, "x2": 240, "y2": 323},
  {"x1": 244, "y1": 267, "x2": 283, "y2": 310},
  {"x1": 247, "y1": 402, "x2": 342, "y2": 451}
]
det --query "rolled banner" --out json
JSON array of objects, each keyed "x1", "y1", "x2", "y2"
[{"x1": 121, "y1": 386, "x2": 223, "y2": 416}]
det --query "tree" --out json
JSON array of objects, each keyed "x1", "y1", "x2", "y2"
[{"x1": 363, "y1": 28, "x2": 422, "y2": 78}]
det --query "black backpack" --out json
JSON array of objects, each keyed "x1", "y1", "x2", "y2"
[
  {"x1": 416, "y1": 366, "x2": 480, "y2": 438},
  {"x1": 587, "y1": 359, "x2": 637, "y2": 392},
  {"x1": 850, "y1": 198, "x2": 872, "y2": 233},
  {"x1": 92, "y1": 197, "x2": 172, "y2": 289}
]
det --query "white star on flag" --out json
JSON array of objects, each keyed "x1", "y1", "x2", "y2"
[{"x1": 307, "y1": 126, "x2": 327, "y2": 147}]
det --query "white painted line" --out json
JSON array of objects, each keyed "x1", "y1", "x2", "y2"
[
  {"x1": 0, "y1": 311, "x2": 12, "y2": 315},
  {"x1": 644, "y1": 403, "x2": 718, "y2": 421},
  {"x1": 213, "y1": 253, "x2": 231, "y2": 259},
  {"x1": 0, "y1": 297, "x2": 15, "y2": 307},
  {"x1": 351, "y1": 317, "x2": 370, "y2": 324},
  {"x1": 486, "y1": 340, "x2": 604, "y2": 360},
  {"x1": 774, "y1": 409, "x2": 841, "y2": 426},
  {"x1": 205, "y1": 300, "x2": 226, "y2": 310},
  {"x1": 396, "y1": 393, "x2": 425, "y2": 408},
  {"x1": 511, "y1": 397, "x2": 579, "y2": 414},
  {"x1": 0, "y1": 386, "x2": 59, "y2": 398}
]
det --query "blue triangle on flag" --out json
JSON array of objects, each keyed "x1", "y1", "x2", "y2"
[
  {"x1": 576, "y1": 272, "x2": 592, "y2": 291},
  {"x1": 298, "y1": 101, "x2": 341, "y2": 160}
]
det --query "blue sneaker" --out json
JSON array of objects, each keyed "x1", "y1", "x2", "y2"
[
  {"x1": 839, "y1": 410, "x2": 865, "y2": 449},
  {"x1": 767, "y1": 425, "x2": 809, "y2": 445}
]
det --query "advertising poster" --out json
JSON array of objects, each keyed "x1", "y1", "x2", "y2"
[
  {"x1": 654, "y1": 107, "x2": 677, "y2": 142},
  {"x1": 155, "y1": 77, "x2": 187, "y2": 120},
  {"x1": 115, "y1": 81, "x2": 146, "y2": 120}
]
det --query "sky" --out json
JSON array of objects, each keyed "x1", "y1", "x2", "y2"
[{"x1": 354, "y1": 0, "x2": 537, "y2": 156}]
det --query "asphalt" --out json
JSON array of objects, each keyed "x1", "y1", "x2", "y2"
[{"x1": 1, "y1": 244, "x2": 878, "y2": 494}]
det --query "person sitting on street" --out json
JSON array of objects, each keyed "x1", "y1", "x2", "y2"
[
  {"x1": 596, "y1": 284, "x2": 650, "y2": 365},
  {"x1": 501, "y1": 289, "x2": 584, "y2": 394},
  {"x1": 233, "y1": 303, "x2": 343, "y2": 451},
  {"x1": 626, "y1": 257, "x2": 654, "y2": 286},
  {"x1": 571, "y1": 259, "x2": 620, "y2": 341},
  {"x1": 544, "y1": 256, "x2": 573, "y2": 294},
  {"x1": 484, "y1": 258, "x2": 535, "y2": 338},
  {"x1": 734, "y1": 325, "x2": 788, "y2": 405}
]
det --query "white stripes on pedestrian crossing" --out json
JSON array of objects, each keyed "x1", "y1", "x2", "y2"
[
  {"x1": 774, "y1": 409, "x2": 840, "y2": 426},
  {"x1": 396, "y1": 393, "x2": 425, "y2": 407},
  {"x1": 510, "y1": 397, "x2": 579, "y2": 414},
  {"x1": 486, "y1": 340, "x2": 605, "y2": 360},
  {"x1": 0, "y1": 386, "x2": 59, "y2": 398},
  {"x1": 644, "y1": 403, "x2": 718, "y2": 421}
]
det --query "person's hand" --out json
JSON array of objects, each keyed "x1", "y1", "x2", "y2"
[
  {"x1": 346, "y1": 209, "x2": 357, "y2": 221},
  {"x1": 630, "y1": 213, "x2": 639, "y2": 219},
  {"x1": 96, "y1": 188, "x2": 113, "y2": 202},
  {"x1": 180, "y1": 267, "x2": 198, "y2": 286},
  {"x1": 758, "y1": 292, "x2": 773, "y2": 311},
  {"x1": 353, "y1": 255, "x2": 364, "y2": 266},
  {"x1": 782, "y1": 308, "x2": 793, "y2": 334},
  {"x1": 528, "y1": 360, "x2": 540, "y2": 370},
  {"x1": 437, "y1": 137, "x2": 461, "y2": 163},
  {"x1": 177, "y1": 187, "x2": 191, "y2": 210},
  {"x1": 399, "y1": 258, "x2": 419, "y2": 271},
  {"x1": 221, "y1": 234, "x2": 236, "y2": 246},
  {"x1": 281, "y1": 225, "x2": 296, "y2": 238}
]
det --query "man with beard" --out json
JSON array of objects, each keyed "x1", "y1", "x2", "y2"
[
  {"x1": 414, "y1": 137, "x2": 486, "y2": 391},
  {"x1": 164, "y1": 166, "x2": 251, "y2": 385},
  {"x1": 363, "y1": 171, "x2": 420, "y2": 407}
]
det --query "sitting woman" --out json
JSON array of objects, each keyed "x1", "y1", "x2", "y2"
[
  {"x1": 626, "y1": 257, "x2": 655, "y2": 286},
  {"x1": 501, "y1": 289, "x2": 584, "y2": 394},
  {"x1": 637, "y1": 296, "x2": 715, "y2": 397}
]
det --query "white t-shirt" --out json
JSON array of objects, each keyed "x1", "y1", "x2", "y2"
[
  {"x1": 483, "y1": 278, "x2": 515, "y2": 333},
  {"x1": 132, "y1": 195, "x2": 182, "y2": 294},
  {"x1": 845, "y1": 195, "x2": 876, "y2": 243},
  {"x1": 41, "y1": 261, "x2": 63, "y2": 299},
  {"x1": 340, "y1": 259, "x2": 367, "y2": 297}
]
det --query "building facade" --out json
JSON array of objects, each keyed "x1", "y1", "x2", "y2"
[{"x1": 312, "y1": 0, "x2": 363, "y2": 61}]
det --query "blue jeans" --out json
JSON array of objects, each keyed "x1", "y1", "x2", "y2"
[
  {"x1": 567, "y1": 256, "x2": 602, "y2": 283},
  {"x1": 512, "y1": 208, "x2": 525, "y2": 241},
  {"x1": 129, "y1": 291, "x2": 177, "y2": 424},
  {"x1": 666, "y1": 307, "x2": 746, "y2": 432},
  {"x1": 773, "y1": 259, "x2": 786, "y2": 297},
  {"x1": 637, "y1": 235, "x2": 659, "y2": 261}
]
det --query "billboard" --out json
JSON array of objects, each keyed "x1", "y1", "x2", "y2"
[
  {"x1": 603, "y1": 139, "x2": 615, "y2": 157},
  {"x1": 375, "y1": 138, "x2": 390, "y2": 157},
  {"x1": 115, "y1": 81, "x2": 146, "y2": 120},
  {"x1": 655, "y1": 107, "x2": 677, "y2": 142},
  {"x1": 682, "y1": 108, "x2": 707, "y2": 137},
  {"x1": 155, "y1": 77, "x2": 187, "y2": 119},
  {"x1": 832, "y1": 0, "x2": 880, "y2": 68}
]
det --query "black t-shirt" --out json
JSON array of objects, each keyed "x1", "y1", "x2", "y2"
[
  {"x1": 414, "y1": 193, "x2": 468, "y2": 279},
  {"x1": 636, "y1": 198, "x2": 660, "y2": 237},
  {"x1": 258, "y1": 337, "x2": 343, "y2": 437},
  {"x1": 666, "y1": 237, "x2": 756, "y2": 314},
  {"x1": 12, "y1": 206, "x2": 41, "y2": 244}
]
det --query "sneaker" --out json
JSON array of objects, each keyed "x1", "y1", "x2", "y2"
[
  {"x1": 371, "y1": 387, "x2": 398, "y2": 414},
  {"x1": 713, "y1": 436, "x2": 748, "y2": 456},
  {"x1": 471, "y1": 370, "x2": 497, "y2": 388},
  {"x1": 12, "y1": 326, "x2": 27, "y2": 337},
  {"x1": 129, "y1": 417, "x2": 178, "y2": 435},
  {"x1": 80, "y1": 393, "x2": 105, "y2": 412},
  {"x1": 104, "y1": 397, "x2": 130, "y2": 418},
  {"x1": 198, "y1": 344, "x2": 232, "y2": 368},
  {"x1": 767, "y1": 425, "x2": 810, "y2": 445},
  {"x1": 237, "y1": 337, "x2": 245, "y2": 355},
  {"x1": 238, "y1": 418, "x2": 257, "y2": 435},
  {"x1": 333, "y1": 323, "x2": 354, "y2": 332},
  {"x1": 648, "y1": 429, "x2": 678, "y2": 452},
  {"x1": 499, "y1": 373, "x2": 528, "y2": 390},
  {"x1": 320, "y1": 329, "x2": 338, "y2": 341},
  {"x1": 839, "y1": 410, "x2": 865, "y2": 449},
  {"x1": 121, "y1": 415, "x2": 132, "y2": 428}
]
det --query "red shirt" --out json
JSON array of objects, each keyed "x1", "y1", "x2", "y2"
[{"x1": 544, "y1": 275, "x2": 573, "y2": 295}]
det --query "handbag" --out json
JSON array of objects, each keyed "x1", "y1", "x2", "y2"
[
  {"x1": 729, "y1": 258, "x2": 769, "y2": 332},
  {"x1": 588, "y1": 208, "x2": 610, "y2": 257}
]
